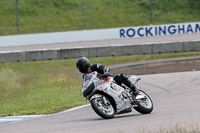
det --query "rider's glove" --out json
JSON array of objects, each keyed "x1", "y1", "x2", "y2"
[{"x1": 103, "y1": 66, "x2": 110, "y2": 74}]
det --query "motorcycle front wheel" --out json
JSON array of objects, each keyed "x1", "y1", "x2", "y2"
[
  {"x1": 134, "y1": 90, "x2": 153, "y2": 114},
  {"x1": 90, "y1": 95, "x2": 115, "y2": 119}
]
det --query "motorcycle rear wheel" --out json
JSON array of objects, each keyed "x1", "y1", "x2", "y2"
[
  {"x1": 90, "y1": 95, "x2": 115, "y2": 119},
  {"x1": 134, "y1": 90, "x2": 153, "y2": 114}
]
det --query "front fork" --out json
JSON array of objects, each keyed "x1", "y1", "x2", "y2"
[
  {"x1": 89, "y1": 94, "x2": 108, "y2": 105},
  {"x1": 103, "y1": 96, "x2": 108, "y2": 105}
]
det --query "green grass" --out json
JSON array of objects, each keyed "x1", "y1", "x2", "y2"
[
  {"x1": 0, "y1": 52, "x2": 200, "y2": 117},
  {"x1": 0, "y1": 0, "x2": 200, "y2": 35}
]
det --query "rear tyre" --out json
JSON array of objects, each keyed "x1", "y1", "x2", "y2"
[
  {"x1": 90, "y1": 95, "x2": 115, "y2": 119},
  {"x1": 134, "y1": 90, "x2": 153, "y2": 114}
]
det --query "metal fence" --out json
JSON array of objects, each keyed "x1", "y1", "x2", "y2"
[{"x1": 0, "y1": 0, "x2": 199, "y2": 36}]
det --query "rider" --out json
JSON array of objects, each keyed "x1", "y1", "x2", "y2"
[{"x1": 76, "y1": 57, "x2": 139, "y2": 97}]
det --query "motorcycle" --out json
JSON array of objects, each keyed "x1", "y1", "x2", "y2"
[{"x1": 82, "y1": 71, "x2": 153, "y2": 119}]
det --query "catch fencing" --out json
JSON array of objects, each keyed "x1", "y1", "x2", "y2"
[{"x1": 0, "y1": 0, "x2": 199, "y2": 36}]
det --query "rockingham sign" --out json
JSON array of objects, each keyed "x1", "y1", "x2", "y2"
[
  {"x1": 120, "y1": 22, "x2": 200, "y2": 38},
  {"x1": 0, "y1": 22, "x2": 199, "y2": 47}
]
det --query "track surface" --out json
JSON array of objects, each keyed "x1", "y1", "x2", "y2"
[
  {"x1": 0, "y1": 71, "x2": 200, "y2": 133},
  {"x1": 0, "y1": 33, "x2": 200, "y2": 52}
]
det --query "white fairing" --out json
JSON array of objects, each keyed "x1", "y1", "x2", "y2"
[
  {"x1": 81, "y1": 72, "x2": 99, "y2": 97},
  {"x1": 81, "y1": 72, "x2": 136, "y2": 114}
]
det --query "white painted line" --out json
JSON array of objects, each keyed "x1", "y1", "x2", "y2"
[
  {"x1": 0, "y1": 104, "x2": 90, "y2": 124},
  {"x1": 50, "y1": 104, "x2": 90, "y2": 115},
  {"x1": 0, "y1": 120, "x2": 9, "y2": 124},
  {"x1": 0, "y1": 115, "x2": 43, "y2": 124}
]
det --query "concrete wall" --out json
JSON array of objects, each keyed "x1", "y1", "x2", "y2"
[
  {"x1": 0, "y1": 22, "x2": 199, "y2": 47},
  {"x1": 0, "y1": 41, "x2": 199, "y2": 63}
]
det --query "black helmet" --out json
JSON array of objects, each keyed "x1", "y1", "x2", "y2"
[{"x1": 76, "y1": 57, "x2": 90, "y2": 73}]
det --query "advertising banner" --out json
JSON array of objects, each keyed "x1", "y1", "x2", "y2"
[
  {"x1": 119, "y1": 22, "x2": 200, "y2": 38},
  {"x1": 0, "y1": 22, "x2": 199, "y2": 47}
]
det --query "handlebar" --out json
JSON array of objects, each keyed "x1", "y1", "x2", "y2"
[{"x1": 97, "y1": 73, "x2": 114, "y2": 79}]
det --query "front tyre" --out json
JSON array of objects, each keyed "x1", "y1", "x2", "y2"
[
  {"x1": 134, "y1": 90, "x2": 153, "y2": 114},
  {"x1": 90, "y1": 95, "x2": 115, "y2": 119}
]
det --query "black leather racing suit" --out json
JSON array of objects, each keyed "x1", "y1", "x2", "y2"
[
  {"x1": 90, "y1": 63, "x2": 110, "y2": 74},
  {"x1": 87, "y1": 63, "x2": 137, "y2": 94}
]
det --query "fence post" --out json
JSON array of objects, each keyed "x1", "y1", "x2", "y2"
[
  {"x1": 16, "y1": 0, "x2": 20, "y2": 34},
  {"x1": 83, "y1": 0, "x2": 86, "y2": 30},
  {"x1": 149, "y1": 0, "x2": 152, "y2": 25}
]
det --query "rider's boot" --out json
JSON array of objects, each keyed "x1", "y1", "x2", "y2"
[
  {"x1": 127, "y1": 81, "x2": 139, "y2": 97},
  {"x1": 120, "y1": 74, "x2": 139, "y2": 97}
]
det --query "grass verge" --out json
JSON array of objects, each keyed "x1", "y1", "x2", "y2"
[
  {"x1": 0, "y1": 51, "x2": 200, "y2": 117},
  {"x1": 0, "y1": 0, "x2": 200, "y2": 35}
]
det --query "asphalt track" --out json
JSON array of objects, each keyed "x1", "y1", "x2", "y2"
[
  {"x1": 0, "y1": 71, "x2": 200, "y2": 133},
  {"x1": 0, "y1": 33, "x2": 200, "y2": 52}
]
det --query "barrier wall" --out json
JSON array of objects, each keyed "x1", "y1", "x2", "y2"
[
  {"x1": 0, "y1": 22, "x2": 199, "y2": 47},
  {"x1": 0, "y1": 40, "x2": 199, "y2": 63}
]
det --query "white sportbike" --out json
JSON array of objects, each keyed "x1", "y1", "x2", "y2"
[{"x1": 82, "y1": 72, "x2": 153, "y2": 119}]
